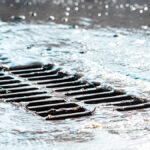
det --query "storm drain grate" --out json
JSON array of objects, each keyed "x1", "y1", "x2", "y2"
[
  {"x1": 0, "y1": 62, "x2": 149, "y2": 120},
  {"x1": 0, "y1": 65, "x2": 91, "y2": 120}
]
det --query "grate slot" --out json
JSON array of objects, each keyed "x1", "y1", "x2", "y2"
[
  {"x1": 0, "y1": 91, "x2": 47, "y2": 99},
  {"x1": 116, "y1": 102, "x2": 150, "y2": 111},
  {"x1": 37, "y1": 106, "x2": 86, "y2": 117},
  {"x1": 38, "y1": 77, "x2": 77, "y2": 85},
  {"x1": 75, "y1": 91, "x2": 123, "y2": 101},
  {"x1": 9, "y1": 64, "x2": 53, "y2": 73},
  {"x1": 55, "y1": 84, "x2": 94, "y2": 92},
  {"x1": 6, "y1": 95, "x2": 52, "y2": 102},
  {"x1": 26, "y1": 99, "x2": 66, "y2": 107},
  {"x1": 0, "y1": 76, "x2": 13, "y2": 80},
  {"x1": 47, "y1": 81, "x2": 86, "y2": 88},
  {"x1": 0, "y1": 83, "x2": 29, "y2": 89},
  {"x1": 65, "y1": 88, "x2": 109, "y2": 96},
  {"x1": 0, "y1": 73, "x2": 4, "y2": 76},
  {"x1": 0, "y1": 80, "x2": 21, "y2": 85},
  {"x1": 84, "y1": 95, "x2": 132, "y2": 104},
  {"x1": 6, "y1": 62, "x2": 43, "y2": 71},
  {"x1": 27, "y1": 102, "x2": 79, "y2": 112},
  {"x1": 0, "y1": 87, "x2": 38, "y2": 94},
  {"x1": 28, "y1": 74, "x2": 64, "y2": 81},
  {"x1": 45, "y1": 111, "x2": 91, "y2": 120},
  {"x1": 19, "y1": 69, "x2": 61, "y2": 78},
  {"x1": 11, "y1": 68, "x2": 47, "y2": 74}
]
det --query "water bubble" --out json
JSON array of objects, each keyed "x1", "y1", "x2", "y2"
[
  {"x1": 15, "y1": 0, "x2": 20, "y2": 3},
  {"x1": 105, "y1": 12, "x2": 108, "y2": 16},
  {"x1": 29, "y1": 12, "x2": 37, "y2": 17},
  {"x1": 139, "y1": 10, "x2": 143, "y2": 14},
  {"x1": 144, "y1": 7, "x2": 148, "y2": 11},
  {"x1": 75, "y1": 7, "x2": 79, "y2": 11},
  {"x1": 61, "y1": 17, "x2": 68, "y2": 22},
  {"x1": 66, "y1": 7, "x2": 70, "y2": 11},
  {"x1": 48, "y1": 16, "x2": 55, "y2": 21},
  {"x1": 65, "y1": 12, "x2": 69, "y2": 17},
  {"x1": 98, "y1": 13, "x2": 101, "y2": 17},
  {"x1": 116, "y1": 5, "x2": 119, "y2": 9},
  {"x1": 120, "y1": 4, "x2": 124, "y2": 9},
  {"x1": 75, "y1": 2, "x2": 78, "y2": 6},
  {"x1": 105, "y1": 5, "x2": 109, "y2": 9},
  {"x1": 131, "y1": 6, "x2": 136, "y2": 11},
  {"x1": 141, "y1": 25, "x2": 148, "y2": 30},
  {"x1": 11, "y1": 15, "x2": 26, "y2": 20},
  {"x1": 125, "y1": 3, "x2": 130, "y2": 7},
  {"x1": 81, "y1": 5, "x2": 85, "y2": 9},
  {"x1": 9, "y1": 4, "x2": 14, "y2": 8},
  {"x1": 88, "y1": 5, "x2": 93, "y2": 10},
  {"x1": 94, "y1": 0, "x2": 98, "y2": 3}
]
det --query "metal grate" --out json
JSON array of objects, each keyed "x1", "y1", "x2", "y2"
[
  {"x1": 0, "y1": 66, "x2": 91, "y2": 120},
  {"x1": 0, "y1": 62, "x2": 149, "y2": 120}
]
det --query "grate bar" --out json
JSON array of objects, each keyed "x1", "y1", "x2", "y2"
[
  {"x1": 26, "y1": 99, "x2": 66, "y2": 107},
  {"x1": 75, "y1": 91, "x2": 124, "y2": 101},
  {"x1": 19, "y1": 69, "x2": 61, "y2": 78},
  {"x1": 0, "y1": 91, "x2": 47, "y2": 99},
  {"x1": 37, "y1": 106, "x2": 86, "y2": 117},
  {"x1": 0, "y1": 79, "x2": 21, "y2": 85},
  {"x1": 65, "y1": 87, "x2": 109, "y2": 96},
  {"x1": 45, "y1": 111, "x2": 91, "y2": 120},
  {"x1": 116, "y1": 102, "x2": 150, "y2": 111},
  {"x1": 0, "y1": 87, "x2": 38, "y2": 94},
  {"x1": 28, "y1": 74, "x2": 64, "y2": 81},
  {"x1": 27, "y1": 102, "x2": 79, "y2": 112},
  {"x1": 38, "y1": 77, "x2": 78, "y2": 85},
  {"x1": 55, "y1": 84, "x2": 94, "y2": 92},
  {"x1": 47, "y1": 81, "x2": 86, "y2": 88},
  {"x1": 107, "y1": 99, "x2": 142, "y2": 106},
  {"x1": 6, "y1": 95, "x2": 52, "y2": 102},
  {"x1": 84, "y1": 95, "x2": 132, "y2": 104},
  {"x1": 0, "y1": 83, "x2": 29, "y2": 89},
  {"x1": 11, "y1": 68, "x2": 47, "y2": 74}
]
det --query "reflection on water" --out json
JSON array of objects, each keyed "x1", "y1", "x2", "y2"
[
  {"x1": 0, "y1": 0, "x2": 150, "y2": 150},
  {"x1": 0, "y1": 0, "x2": 150, "y2": 28}
]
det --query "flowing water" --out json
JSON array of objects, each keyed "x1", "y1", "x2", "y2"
[{"x1": 0, "y1": 0, "x2": 150, "y2": 149}]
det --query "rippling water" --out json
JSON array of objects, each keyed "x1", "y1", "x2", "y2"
[{"x1": 0, "y1": 0, "x2": 150, "y2": 149}]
